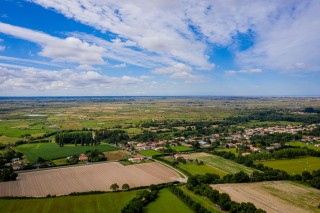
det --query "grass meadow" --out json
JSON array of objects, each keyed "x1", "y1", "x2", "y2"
[
  {"x1": 286, "y1": 141, "x2": 320, "y2": 151},
  {"x1": 138, "y1": 150, "x2": 163, "y2": 156},
  {"x1": 259, "y1": 156, "x2": 320, "y2": 175},
  {"x1": 144, "y1": 188, "x2": 193, "y2": 213},
  {"x1": 178, "y1": 162, "x2": 228, "y2": 177},
  {"x1": 16, "y1": 142, "x2": 119, "y2": 162},
  {"x1": 0, "y1": 190, "x2": 139, "y2": 213},
  {"x1": 186, "y1": 153, "x2": 255, "y2": 174}
]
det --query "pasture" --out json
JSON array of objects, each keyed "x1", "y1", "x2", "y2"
[
  {"x1": 16, "y1": 142, "x2": 119, "y2": 162},
  {"x1": 144, "y1": 188, "x2": 193, "y2": 213},
  {"x1": 184, "y1": 152, "x2": 255, "y2": 174},
  {"x1": 171, "y1": 145, "x2": 192, "y2": 152},
  {"x1": 286, "y1": 141, "x2": 320, "y2": 151},
  {"x1": 213, "y1": 181, "x2": 320, "y2": 213},
  {"x1": 0, "y1": 162, "x2": 181, "y2": 197},
  {"x1": 179, "y1": 185, "x2": 222, "y2": 213},
  {"x1": 178, "y1": 162, "x2": 228, "y2": 177},
  {"x1": 259, "y1": 156, "x2": 320, "y2": 174},
  {"x1": 104, "y1": 150, "x2": 131, "y2": 161},
  {"x1": 138, "y1": 150, "x2": 162, "y2": 156},
  {"x1": 0, "y1": 189, "x2": 139, "y2": 213}
]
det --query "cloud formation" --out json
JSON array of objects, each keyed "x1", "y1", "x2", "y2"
[
  {"x1": 0, "y1": 22, "x2": 105, "y2": 65},
  {"x1": 0, "y1": 65, "x2": 144, "y2": 95},
  {"x1": 29, "y1": 0, "x2": 320, "y2": 74},
  {"x1": 225, "y1": 68, "x2": 262, "y2": 76}
]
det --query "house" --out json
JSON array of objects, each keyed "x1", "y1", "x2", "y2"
[
  {"x1": 79, "y1": 154, "x2": 88, "y2": 161},
  {"x1": 12, "y1": 161, "x2": 22, "y2": 170},
  {"x1": 11, "y1": 158, "x2": 20, "y2": 163},
  {"x1": 242, "y1": 152, "x2": 251, "y2": 156},
  {"x1": 128, "y1": 154, "x2": 144, "y2": 163},
  {"x1": 174, "y1": 154, "x2": 184, "y2": 159}
]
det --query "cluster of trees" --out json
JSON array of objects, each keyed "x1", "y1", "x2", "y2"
[
  {"x1": 0, "y1": 166, "x2": 17, "y2": 182},
  {"x1": 168, "y1": 186, "x2": 210, "y2": 213},
  {"x1": 186, "y1": 174, "x2": 266, "y2": 212},
  {"x1": 224, "y1": 110, "x2": 320, "y2": 125},
  {"x1": 131, "y1": 131, "x2": 158, "y2": 142},
  {"x1": 85, "y1": 149, "x2": 106, "y2": 162},
  {"x1": 121, "y1": 186, "x2": 159, "y2": 213},
  {"x1": 212, "y1": 147, "x2": 320, "y2": 165},
  {"x1": 55, "y1": 131, "x2": 94, "y2": 147},
  {"x1": 94, "y1": 129, "x2": 129, "y2": 144},
  {"x1": 250, "y1": 133, "x2": 301, "y2": 147},
  {"x1": 0, "y1": 150, "x2": 21, "y2": 182}
]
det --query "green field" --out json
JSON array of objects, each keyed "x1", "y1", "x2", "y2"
[
  {"x1": 178, "y1": 185, "x2": 221, "y2": 213},
  {"x1": 138, "y1": 150, "x2": 162, "y2": 156},
  {"x1": 259, "y1": 156, "x2": 320, "y2": 175},
  {"x1": 0, "y1": 190, "x2": 139, "y2": 213},
  {"x1": 144, "y1": 188, "x2": 193, "y2": 213},
  {"x1": 286, "y1": 141, "x2": 320, "y2": 151},
  {"x1": 186, "y1": 153, "x2": 255, "y2": 174},
  {"x1": 218, "y1": 148, "x2": 239, "y2": 156},
  {"x1": 171, "y1": 146, "x2": 192, "y2": 152},
  {"x1": 178, "y1": 162, "x2": 228, "y2": 177},
  {"x1": 16, "y1": 142, "x2": 119, "y2": 162}
]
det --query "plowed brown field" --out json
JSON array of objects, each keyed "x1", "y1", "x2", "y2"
[
  {"x1": 213, "y1": 181, "x2": 320, "y2": 213},
  {"x1": 0, "y1": 162, "x2": 181, "y2": 197}
]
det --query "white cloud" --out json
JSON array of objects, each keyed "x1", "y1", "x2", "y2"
[
  {"x1": 225, "y1": 68, "x2": 262, "y2": 76},
  {"x1": 235, "y1": 1, "x2": 320, "y2": 72},
  {"x1": 0, "y1": 22, "x2": 105, "y2": 65},
  {"x1": 0, "y1": 46, "x2": 5, "y2": 51},
  {"x1": 0, "y1": 66, "x2": 144, "y2": 94},
  {"x1": 111, "y1": 63, "x2": 127, "y2": 68},
  {"x1": 29, "y1": 0, "x2": 320, "y2": 74},
  {"x1": 29, "y1": 0, "x2": 214, "y2": 70},
  {"x1": 152, "y1": 63, "x2": 199, "y2": 80},
  {"x1": 76, "y1": 64, "x2": 96, "y2": 71},
  {"x1": 0, "y1": 55, "x2": 62, "y2": 67}
]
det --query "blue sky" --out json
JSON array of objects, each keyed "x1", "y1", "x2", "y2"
[{"x1": 0, "y1": 0, "x2": 319, "y2": 96}]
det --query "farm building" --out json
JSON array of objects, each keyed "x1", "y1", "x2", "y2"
[{"x1": 79, "y1": 154, "x2": 88, "y2": 161}]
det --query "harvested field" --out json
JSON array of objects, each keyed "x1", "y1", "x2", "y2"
[
  {"x1": 104, "y1": 150, "x2": 131, "y2": 161},
  {"x1": 213, "y1": 181, "x2": 320, "y2": 213},
  {"x1": 0, "y1": 162, "x2": 181, "y2": 197}
]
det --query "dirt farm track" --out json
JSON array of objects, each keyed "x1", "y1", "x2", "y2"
[{"x1": 0, "y1": 162, "x2": 181, "y2": 197}]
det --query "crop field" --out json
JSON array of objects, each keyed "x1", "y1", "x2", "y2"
[
  {"x1": 171, "y1": 146, "x2": 192, "y2": 152},
  {"x1": 179, "y1": 185, "x2": 222, "y2": 213},
  {"x1": 104, "y1": 150, "x2": 131, "y2": 161},
  {"x1": 218, "y1": 148, "x2": 238, "y2": 156},
  {"x1": 144, "y1": 188, "x2": 193, "y2": 213},
  {"x1": 0, "y1": 162, "x2": 181, "y2": 197},
  {"x1": 286, "y1": 141, "x2": 320, "y2": 151},
  {"x1": 178, "y1": 162, "x2": 228, "y2": 177},
  {"x1": 15, "y1": 142, "x2": 119, "y2": 162},
  {"x1": 184, "y1": 152, "x2": 255, "y2": 174},
  {"x1": 259, "y1": 157, "x2": 320, "y2": 174},
  {"x1": 138, "y1": 150, "x2": 163, "y2": 156},
  {"x1": 213, "y1": 181, "x2": 320, "y2": 213},
  {"x1": 0, "y1": 189, "x2": 139, "y2": 213}
]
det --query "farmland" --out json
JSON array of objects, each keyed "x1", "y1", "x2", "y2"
[
  {"x1": 179, "y1": 185, "x2": 222, "y2": 213},
  {"x1": 286, "y1": 141, "x2": 320, "y2": 151},
  {"x1": 213, "y1": 181, "x2": 320, "y2": 213},
  {"x1": 184, "y1": 152, "x2": 255, "y2": 174},
  {"x1": 16, "y1": 142, "x2": 119, "y2": 162},
  {"x1": 259, "y1": 156, "x2": 320, "y2": 174},
  {"x1": 104, "y1": 150, "x2": 131, "y2": 161},
  {"x1": 171, "y1": 146, "x2": 192, "y2": 152},
  {"x1": 138, "y1": 150, "x2": 162, "y2": 156},
  {"x1": 0, "y1": 189, "x2": 139, "y2": 213},
  {"x1": 178, "y1": 161, "x2": 228, "y2": 177},
  {"x1": 0, "y1": 162, "x2": 181, "y2": 197},
  {"x1": 144, "y1": 188, "x2": 193, "y2": 213}
]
